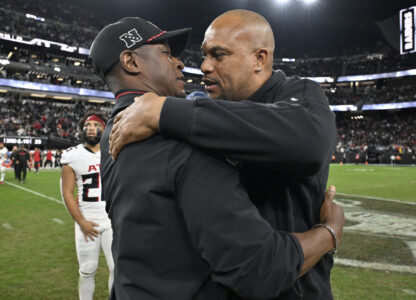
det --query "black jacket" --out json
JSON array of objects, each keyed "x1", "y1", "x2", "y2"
[
  {"x1": 15, "y1": 149, "x2": 30, "y2": 164},
  {"x1": 159, "y1": 70, "x2": 337, "y2": 299},
  {"x1": 101, "y1": 90, "x2": 305, "y2": 300}
]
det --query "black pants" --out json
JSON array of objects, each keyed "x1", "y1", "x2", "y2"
[
  {"x1": 16, "y1": 163, "x2": 27, "y2": 182},
  {"x1": 13, "y1": 163, "x2": 18, "y2": 179},
  {"x1": 34, "y1": 161, "x2": 40, "y2": 172}
]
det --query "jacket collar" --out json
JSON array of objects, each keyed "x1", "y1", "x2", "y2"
[
  {"x1": 112, "y1": 89, "x2": 147, "y2": 118},
  {"x1": 248, "y1": 70, "x2": 286, "y2": 103}
]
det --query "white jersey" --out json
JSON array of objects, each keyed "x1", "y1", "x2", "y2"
[
  {"x1": 0, "y1": 146, "x2": 8, "y2": 163},
  {"x1": 61, "y1": 144, "x2": 108, "y2": 220}
]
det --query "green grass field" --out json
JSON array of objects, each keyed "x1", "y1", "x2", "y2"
[
  {"x1": 328, "y1": 164, "x2": 416, "y2": 202},
  {"x1": 0, "y1": 164, "x2": 415, "y2": 299}
]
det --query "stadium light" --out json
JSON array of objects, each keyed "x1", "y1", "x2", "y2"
[
  {"x1": 30, "y1": 93, "x2": 46, "y2": 98},
  {"x1": 303, "y1": 0, "x2": 317, "y2": 4},
  {"x1": 89, "y1": 99, "x2": 106, "y2": 103},
  {"x1": 53, "y1": 95, "x2": 72, "y2": 100}
]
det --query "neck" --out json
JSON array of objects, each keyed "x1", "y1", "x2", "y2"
[
  {"x1": 242, "y1": 71, "x2": 272, "y2": 100},
  {"x1": 84, "y1": 143, "x2": 100, "y2": 153},
  {"x1": 111, "y1": 78, "x2": 159, "y2": 96}
]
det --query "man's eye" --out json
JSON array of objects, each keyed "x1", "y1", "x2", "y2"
[{"x1": 214, "y1": 53, "x2": 224, "y2": 61}]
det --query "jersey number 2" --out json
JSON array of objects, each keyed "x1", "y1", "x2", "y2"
[{"x1": 81, "y1": 173, "x2": 101, "y2": 202}]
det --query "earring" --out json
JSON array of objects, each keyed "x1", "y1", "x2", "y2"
[{"x1": 255, "y1": 67, "x2": 262, "y2": 73}]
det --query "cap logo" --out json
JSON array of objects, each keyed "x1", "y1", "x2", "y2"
[{"x1": 119, "y1": 28, "x2": 143, "y2": 48}]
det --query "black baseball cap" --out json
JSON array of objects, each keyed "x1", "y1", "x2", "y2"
[{"x1": 90, "y1": 17, "x2": 191, "y2": 79}]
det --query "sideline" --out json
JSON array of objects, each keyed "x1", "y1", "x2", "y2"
[
  {"x1": 6, "y1": 180, "x2": 416, "y2": 274},
  {"x1": 337, "y1": 193, "x2": 416, "y2": 205},
  {"x1": 5, "y1": 181, "x2": 63, "y2": 205},
  {"x1": 335, "y1": 258, "x2": 416, "y2": 274}
]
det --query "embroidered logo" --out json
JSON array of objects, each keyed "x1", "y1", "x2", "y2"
[{"x1": 119, "y1": 29, "x2": 143, "y2": 48}]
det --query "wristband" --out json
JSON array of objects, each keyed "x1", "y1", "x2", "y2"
[{"x1": 313, "y1": 223, "x2": 339, "y2": 255}]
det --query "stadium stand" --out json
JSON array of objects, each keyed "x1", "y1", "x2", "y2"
[{"x1": 0, "y1": 0, "x2": 414, "y2": 164}]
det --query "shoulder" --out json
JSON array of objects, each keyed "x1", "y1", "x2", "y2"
[
  {"x1": 284, "y1": 74, "x2": 325, "y2": 94},
  {"x1": 61, "y1": 144, "x2": 84, "y2": 164},
  {"x1": 277, "y1": 73, "x2": 327, "y2": 105}
]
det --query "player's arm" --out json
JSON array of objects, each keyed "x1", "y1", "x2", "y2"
[
  {"x1": 60, "y1": 164, "x2": 99, "y2": 242},
  {"x1": 171, "y1": 146, "x2": 344, "y2": 298},
  {"x1": 109, "y1": 84, "x2": 336, "y2": 176}
]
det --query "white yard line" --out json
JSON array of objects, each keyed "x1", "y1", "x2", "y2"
[
  {"x1": 404, "y1": 241, "x2": 416, "y2": 261},
  {"x1": 336, "y1": 193, "x2": 416, "y2": 205},
  {"x1": 52, "y1": 218, "x2": 65, "y2": 224},
  {"x1": 2, "y1": 223, "x2": 13, "y2": 230},
  {"x1": 335, "y1": 258, "x2": 416, "y2": 274},
  {"x1": 5, "y1": 181, "x2": 63, "y2": 205},
  {"x1": 403, "y1": 289, "x2": 416, "y2": 296}
]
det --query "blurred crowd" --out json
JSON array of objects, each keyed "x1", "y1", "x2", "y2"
[
  {"x1": 278, "y1": 51, "x2": 416, "y2": 77},
  {"x1": 335, "y1": 112, "x2": 416, "y2": 154},
  {"x1": 0, "y1": 0, "x2": 415, "y2": 160},
  {"x1": 0, "y1": 44, "x2": 107, "y2": 90},
  {"x1": 324, "y1": 77, "x2": 416, "y2": 106},
  {"x1": 0, "y1": 0, "x2": 105, "y2": 49},
  {"x1": 0, "y1": 96, "x2": 111, "y2": 142},
  {"x1": 1, "y1": 94, "x2": 414, "y2": 153},
  {"x1": 1, "y1": 0, "x2": 416, "y2": 102},
  {"x1": 1, "y1": 0, "x2": 415, "y2": 79}
]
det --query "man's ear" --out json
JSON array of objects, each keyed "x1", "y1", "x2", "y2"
[
  {"x1": 119, "y1": 50, "x2": 141, "y2": 74},
  {"x1": 255, "y1": 48, "x2": 269, "y2": 69}
]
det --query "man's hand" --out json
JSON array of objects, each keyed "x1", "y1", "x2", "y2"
[
  {"x1": 293, "y1": 185, "x2": 345, "y2": 276},
  {"x1": 79, "y1": 219, "x2": 100, "y2": 242},
  {"x1": 109, "y1": 92, "x2": 166, "y2": 160},
  {"x1": 320, "y1": 185, "x2": 345, "y2": 247}
]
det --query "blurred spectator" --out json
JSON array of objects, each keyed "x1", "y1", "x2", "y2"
[
  {"x1": 335, "y1": 111, "x2": 416, "y2": 154},
  {"x1": 0, "y1": 95, "x2": 111, "y2": 141}
]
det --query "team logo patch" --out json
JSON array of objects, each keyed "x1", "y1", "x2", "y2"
[{"x1": 119, "y1": 28, "x2": 143, "y2": 48}]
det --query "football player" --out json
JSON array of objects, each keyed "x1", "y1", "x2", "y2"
[
  {"x1": 0, "y1": 142, "x2": 8, "y2": 184},
  {"x1": 60, "y1": 111, "x2": 113, "y2": 300}
]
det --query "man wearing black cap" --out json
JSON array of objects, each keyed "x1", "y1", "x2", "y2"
[{"x1": 91, "y1": 17, "x2": 344, "y2": 299}]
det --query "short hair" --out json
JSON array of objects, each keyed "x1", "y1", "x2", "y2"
[{"x1": 78, "y1": 110, "x2": 108, "y2": 131}]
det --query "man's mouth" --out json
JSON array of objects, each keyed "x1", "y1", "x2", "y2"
[{"x1": 203, "y1": 78, "x2": 218, "y2": 92}]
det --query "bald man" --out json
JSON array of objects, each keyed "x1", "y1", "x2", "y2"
[{"x1": 109, "y1": 10, "x2": 339, "y2": 299}]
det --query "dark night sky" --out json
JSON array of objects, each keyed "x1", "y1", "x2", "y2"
[{"x1": 71, "y1": 0, "x2": 414, "y2": 56}]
